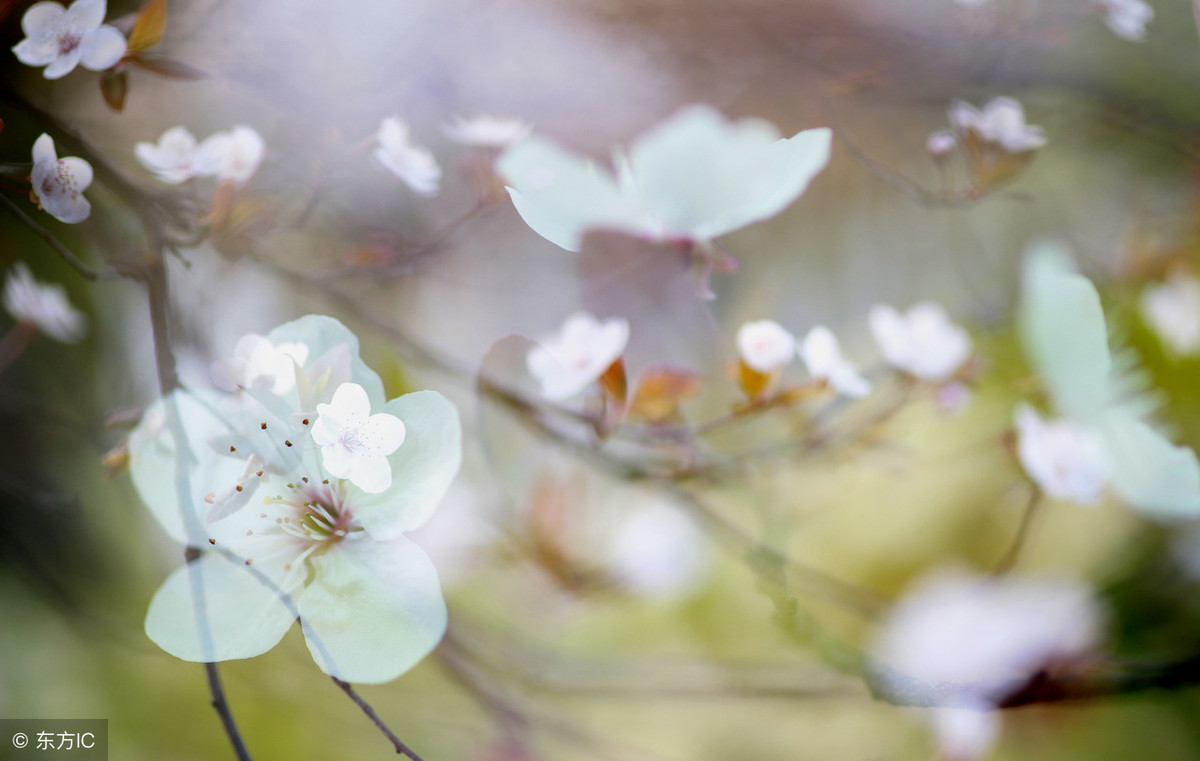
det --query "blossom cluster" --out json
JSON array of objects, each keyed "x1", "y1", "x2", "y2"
[
  {"x1": 128, "y1": 315, "x2": 462, "y2": 683},
  {"x1": 136, "y1": 125, "x2": 265, "y2": 185}
]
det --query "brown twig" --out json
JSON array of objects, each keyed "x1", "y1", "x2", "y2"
[{"x1": 331, "y1": 678, "x2": 427, "y2": 761}]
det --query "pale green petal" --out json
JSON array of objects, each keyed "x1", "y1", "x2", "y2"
[
  {"x1": 129, "y1": 390, "x2": 247, "y2": 545},
  {"x1": 627, "y1": 105, "x2": 830, "y2": 239},
  {"x1": 1018, "y1": 241, "x2": 1112, "y2": 423},
  {"x1": 350, "y1": 390, "x2": 461, "y2": 539},
  {"x1": 266, "y1": 314, "x2": 385, "y2": 407},
  {"x1": 145, "y1": 552, "x2": 298, "y2": 662},
  {"x1": 1100, "y1": 410, "x2": 1200, "y2": 521},
  {"x1": 300, "y1": 536, "x2": 447, "y2": 684},
  {"x1": 497, "y1": 136, "x2": 649, "y2": 251}
]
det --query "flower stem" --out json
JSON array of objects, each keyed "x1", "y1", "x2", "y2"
[{"x1": 331, "y1": 677, "x2": 426, "y2": 761}]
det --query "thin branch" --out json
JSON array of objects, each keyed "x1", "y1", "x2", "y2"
[
  {"x1": 0, "y1": 191, "x2": 110, "y2": 281},
  {"x1": 993, "y1": 486, "x2": 1042, "y2": 576},
  {"x1": 331, "y1": 678, "x2": 427, "y2": 761}
]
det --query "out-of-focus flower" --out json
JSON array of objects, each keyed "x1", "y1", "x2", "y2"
[
  {"x1": 926, "y1": 128, "x2": 957, "y2": 160},
  {"x1": 3, "y1": 263, "x2": 85, "y2": 342},
  {"x1": 526, "y1": 312, "x2": 630, "y2": 400},
  {"x1": 1014, "y1": 404, "x2": 1108, "y2": 505},
  {"x1": 799, "y1": 326, "x2": 871, "y2": 398},
  {"x1": 210, "y1": 333, "x2": 309, "y2": 394},
  {"x1": 605, "y1": 498, "x2": 708, "y2": 596},
  {"x1": 134, "y1": 127, "x2": 228, "y2": 184},
  {"x1": 497, "y1": 104, "x2": 832, "y2": 251},
  {"x1": 1098, "y1": 0, "x2": 1152, "y2": 41},
  {"x1": 128, "y1": 315, "x2": 461, "y2": 684},
  {"x1": 869, "y1": 302, "x2": 971, "y2": 382},
  {"x1": 1020, "y1": 241, "x2": 1200, "y2": 521},
  {"x1": 874, "y1": 570, "x2": 1103, "y2": 759},
  {"x1": 443, "y1": 115, "x2": 532, "y2": 147},
  {"x1": 12, "y1": 0, "x2": 126, "y2": 80},
  {"x1": 949, "y1": 97, "x2": 1046, "y2": 153},
  {"x1": 736, "y1": 319, "x2": 796, "y2": 373},
  {"x1": 312, "y1": 382, "x2": 407, "y2": 494},
  {"x1": 1140, "y1": 273, "x2": 1200, "y2": 355},
  {"x1": 31, "y1": 133, "x2": 93, "y2": 224},
  {"x1": 374, "y1": 117, "x2": 440, "y2": 197},
  {"x1": 203, "y1": 125, "x2": 265, "y2": 185}
]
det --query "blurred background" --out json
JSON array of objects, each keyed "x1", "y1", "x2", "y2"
[{"x1": 5, "y1": 0, "x2": 1200, "y2": 758}]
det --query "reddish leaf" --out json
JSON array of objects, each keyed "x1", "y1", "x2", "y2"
[
  {"x1": 131, "y1": 52, "x2": 205, "y2": 80},
  {"x1": 99, "y1": 69, "x2": 128, "y2": 112}
]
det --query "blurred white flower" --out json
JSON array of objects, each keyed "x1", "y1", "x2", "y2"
[
  {"x1": 210, "y1": 333, "x2": 309, "y2": 394},
  {"x1": 374, "y1": 117, "x2": 441, "y2": 197},
  {"x1": 443, "y1": 114, "x2": 532, "y2": 147},
  {"x1": 31, "y1": 133, "x2": 93, "y2": 224},
  {"x1": 312, "y1": 382, "x2": 408, "y2": 494},
  {"x1": 526, "y1": 312, "x2": 630, "y2": 400},
  {"x1": 497, "y1": 104, "x2": 832, "y2": 251},
  {"x1": 3, "y1": 263, "x2": 85, "y2": 342},
  {"x1": 949, "y1": 97, "x2": 1046, "y2": 153},
  {"x1": 12, "y1": 0, "x2": 126, "y2": 80},
  {"x1": 926, "y1": 128, "x2": 957, "y2": 160},
  {"x1": 869, "y1": 302, "x2": 972, "y2": 382},
  {"x1": 605, "y1": 499, "x2": 708, "y2": 597},
  {"x1": 875, "y1": 570, "x2": 1102, "y2": 702},
  {"x1": 1015, "y1": 404, "x2": 1109, "y2": 505},
  {"x1": 135, "y1": 127, "x2": 226, "y2": 184},
  {"x1": 736, "y1": 319, "x2": 796, "y2": 373},
  {"x1": 1140, "y1": 274, "x2": 1200, "y2": 356},
  {"x1": 1098, "y1": 0, "x2": 1152, "y2": 41},
  {"x1": 203, "y1": 125, "x2": 265, "y2": 185},
  {"x1": 799, "y1": 325, "x2": 871, "y2": 398}
]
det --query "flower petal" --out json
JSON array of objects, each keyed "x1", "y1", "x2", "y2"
[
  {"x1": 59, "y1": 156, "x2": 94, "y2": 191},
  {"x1": 266, "y1": 314, "x2": 386, "y2": 408},
  {"x1": 65, "y1": 0, "x2": 106, "y2": 30},
  {"x1": 79, "y1": 24, "x2": 126, "y2": 71},
  {"x1": 496, "y1": 136, "x2": 649, "y2": 251},
  {"x1": 300, "y1": 536, "x2": 447, "y2": 683},
  {"x1": 31, "y1": 133, "x2": 57, "y2": 164},
  {"x1": 21, "y1": 2, "x2": 65, "y2": 37},
  {"x1": 13, "y1": 39, "x2": 58, "y2": 66},
  {"x1": 42, "y1": 47, "x2": 82, "y2": 79},
  {"x1": 351, "y1": 390, "x2": 461, "y2": 539},
  {"x1": 145, "y1": 552, "x2": 298, "y2": 662}
]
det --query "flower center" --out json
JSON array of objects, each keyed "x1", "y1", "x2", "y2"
[{"x1": 57, "y1": 32, "x2": 81, "y2": 56}]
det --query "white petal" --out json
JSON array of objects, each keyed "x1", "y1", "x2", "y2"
[
  {"x1": 65, "y1": 0, "x2": 107, "y2": 31},
  {"x1": 300, "y1": 537, "x2": 447, "y2": 683},
  {"x1": 60, "y1": 156, "x2": 93, "y2": 191},
  {"x1": 345, "y1": 453, "x2": 392, "y2": 494},
  {"x1": 145, "y1": 552, "x2": 298, "y2": 663},
  {"x1": 351, "y1": 390, "x2": 462, "y2": 539},
  {"x1": 42, "y1": 47, "x2": 82, "y2": 79},
  {"x1": 32, "y1": 133, "x2": 57, "y2": 164},
  {"x1": 12, "y1": 38, "x2": 58, "y2": 66},
  {"x1": 21, "y1": 2, "x2": 66, "y2": 37},
  {"x1": 79, "y1": 25, "x2": 125, "y2": 71}
]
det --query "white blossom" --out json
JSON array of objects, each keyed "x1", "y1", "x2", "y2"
[
  {"x1": 128, "y1": 315, "x2": 461, "y2": 684},
  {"x1": 312, "y1": 382, "x2": 407, "y2": 494},
  {"x1": 949, "y1": 97, "x2": 1046, "y2": 153},
  {"x1": 31, "y1": 133, "x2": 93, "y2": 224},
  {"x1": 1140, "y1": 274, "x2": 1200, "y2": 356},
  {"x1": 799, "y1": 325, "x2": 871, "y2": 398},
  {"x1": 526, "y1": 312, "x2": 630, "y2": 400},
  {"x1": 869, "y1": 302, "x2": 972, "y2": 382},
  {"x1": 930, "y1": 706, "x2": 1001, "y2": 761},
  {"x1": 374, "y1": 117, "x2": 441, "y2": 197},
  {"x1": 3, "y1": 263, "x2": 85, "y2": 342},
  {"x1": 12, "y1": 0, "x2": 125, "y2": 80},
  {"x1": 210, "y1": 333, "x2": 309, "y2": 394},
  {"x1": 926, "y1": 128, "x2": 957, "y2": 159},
  {"x1": 443, "y1": 114, "x2": 532, "y2": 147},
  {"x1": 875, "y1": 571, "x2": 1102, "y2": 701},
  {"x1": 203, "y1": 126, "x2": 265, "y2": 185},
  {"x1": 736, "y1": 319, "x2": 796, "y2": 373},
  {"x1": 1098, "y1": 0, "x2": 1153, "y2": 41},
  {"x1": 497, "y1": 104, "x2": 832, "y2": 251},
  {"x1": 1014, "y1": 404, "x2": 1109, "y2": 505},
  {"x1": 605, "y1": 499, "x2": 708, "y2": 597},
  {"x1": 135, "y1": 127, "x2": 227, "y2": 185}
]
